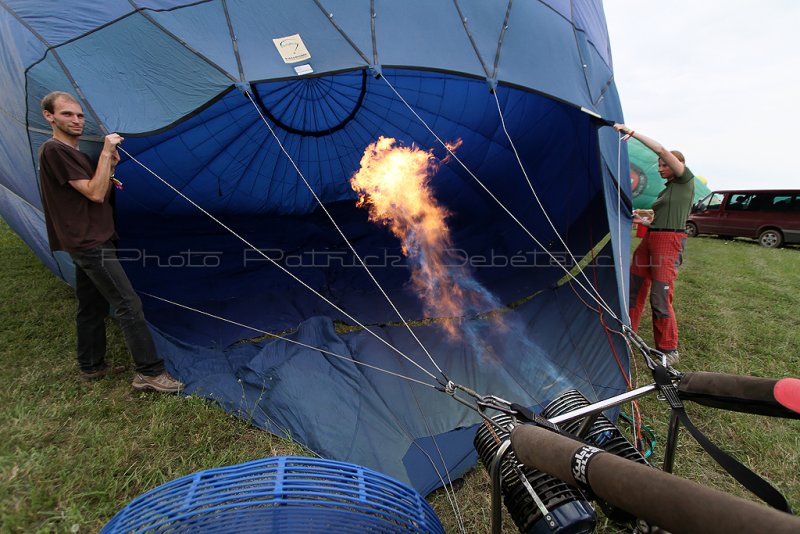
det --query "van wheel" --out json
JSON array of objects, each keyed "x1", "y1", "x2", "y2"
[
  {"x1": 685, "y1": 222, "x2": 698, "y2": 237},
  {"x1": 759, "y1": 229, "x2": 783, "y2": 248}
]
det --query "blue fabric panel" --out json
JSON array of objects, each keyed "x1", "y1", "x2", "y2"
[
  {"x1": 540, "y1": 0, "x2": 570, "y2": 19},
  {"x1": 495, "y1": 1, "x2": 592, "y2": 108},
  {"x1": 598, "y1": 119, "x2": 633, "y2": 316},
  {"x1": 572, "y1": 24, "x2": 615, "y2": 108},
  {"x1": 571, "y1": 0, "x2": 612, "y2": 68},
  {"x1": 148, "y1": 1, "x2": 241, "y2": 79},
  {"x1": 134, "y1": 0, "x2": 209, "y2": 9},
  {"x1": 373, "y1": 0, "x2": 485, "y2": 77},
  {"x1": 0, "y1": 184, "x2": 59, "y2": 275},
  {"x1": 314, "y1": 0, "x2": 375, "y2": 63},
  {"x1": 540, "y1": 0, "x2": 612, "y2": 68},
  {"x1": 0, "y1": 122, "x2": 38, "y2": 207},
  {"x1": 0, "y1": 7, "x2": 44, "y2": 121},
  {"x1": 226, "y1": 0, "x2": 368, "y2": 82},
  {"x1": 403, "y1": 426, "x2": 480, "y2": 496},
  {"x1": 1, "y1": 0, "x2": 131, "y2": 45},
  {"x1": 54, "y1": 13, "x2": 232, "y2": 132},
  {"x1": 596, "y1": 73, "x2": 625, "y2": 124},
  {"x1": 455, "y1": 0, "x2": 517, "y2": 77}
]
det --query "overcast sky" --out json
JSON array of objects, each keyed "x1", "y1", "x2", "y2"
[{"x1": 603, "y1": 1, "x2": 800, "y2": 190}]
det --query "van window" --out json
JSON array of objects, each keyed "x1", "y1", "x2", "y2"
[
  {"x1": 766, "y1": 195, "x2": 793, "y2": 211},
  {"x1": 744, "y1": 193, "x2": 795, "y2": 212},
  {"x1": 726, "y1": 193, "x2": 753, "y2": 211}
]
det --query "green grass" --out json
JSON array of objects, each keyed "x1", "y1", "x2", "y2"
[
  {"x1": 633, "y1": 235, "x2": 800, "y2": 509},
  {"x1": 0, "y1": 220, "x2": 304, "y2": 532},
  {"x1": 1, "y1": 218, "x2": 798, "y2": 533}
]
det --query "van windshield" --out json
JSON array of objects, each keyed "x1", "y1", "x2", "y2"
[{"x1": 695, "y1": 192, "x2": 724, "y2": 212}]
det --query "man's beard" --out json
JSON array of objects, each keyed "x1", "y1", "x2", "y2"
[{"x1": 55, "y1": 122, "x2": 82, "y2": 138}]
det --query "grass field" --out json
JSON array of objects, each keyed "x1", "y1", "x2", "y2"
[{"x1": 1, "y1": 217, "x2": 798, "y2": 533}]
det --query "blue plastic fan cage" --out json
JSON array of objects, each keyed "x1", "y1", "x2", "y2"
[{"x1": 101, "y1": 456, "x2": 445, "y2": 533}]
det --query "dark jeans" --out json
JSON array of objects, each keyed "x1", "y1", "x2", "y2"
[{"x1": 70, "y1": 242, "x2": 164, "y2": 376}]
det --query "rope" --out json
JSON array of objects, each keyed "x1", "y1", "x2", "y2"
[
  {"x1": 117, "y1": 145, "x2": 441, "y2": 384},
  {"x1": 491, "y1": 90, "x2": 622, "y2": 324},
  {"x1": 491, "y1": 90, "x2": 656, "y2": 441},
  {"x1": 115, "y1": 77, "x2": 663, "y2": 530},
  {"x1": 139, "y1": 291, "x2": 438, "y2": 389},
  {"x1": 408, "y1": 387, "x2": 467, "y2": 531},
  {"x1": 139, "y1": 291, "x2": 469, "y2": 530},
  {"x1": 241, "y1": 89, "x2": 448, "y2": 382},
  {"x1": 378, "y1": 74, "x2": 623, "y2": 326},
  {"x1": 491, "y1": 90, "x2": 653, "y2": 444},
  {"x1": 118, "y1": 138, "x2": 473, "y2": 531}
]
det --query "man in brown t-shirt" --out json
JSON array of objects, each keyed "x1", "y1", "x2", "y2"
[{"x1": 39, "y1": 91, "x2": 183, "y2": 394}]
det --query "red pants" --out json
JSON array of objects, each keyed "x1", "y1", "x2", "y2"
[{"x1": 629, "y1": 231, "x2": 687, "y2": 351}]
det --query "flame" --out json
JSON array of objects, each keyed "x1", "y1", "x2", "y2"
[{"x1": 351, "y1": 136, "x2": 502, "y2": 339}]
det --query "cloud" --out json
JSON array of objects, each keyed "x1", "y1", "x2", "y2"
[{"x1": 604, "y1": 1, "x2": 800, "y2": 189}]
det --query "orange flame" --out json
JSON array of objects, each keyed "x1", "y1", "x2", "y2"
[{"x1": 351, "y1": 136, "x2": 501, "y2": 339}]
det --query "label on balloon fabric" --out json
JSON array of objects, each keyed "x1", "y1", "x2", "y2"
[{"x1": 273, "y1": 34, "x2": 312, "y2": 63}]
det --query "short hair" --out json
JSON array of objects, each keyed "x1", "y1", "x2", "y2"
[
  {"x1": 41, "y1": 91, "x2": 80, "y2": 113},
  {"x1": 670, "y1": 150, "x2": 686, "y2": 163}
]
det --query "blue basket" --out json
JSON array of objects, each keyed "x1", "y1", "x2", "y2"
[{"x1": 102, "y1": 456, "x2": 445, "y2": 533}]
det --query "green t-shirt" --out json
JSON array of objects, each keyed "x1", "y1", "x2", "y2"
[{"x1": 650, "y1": 166, "x2": 695, "y2": 230}]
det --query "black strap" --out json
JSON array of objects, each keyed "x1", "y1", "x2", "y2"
[
  {"x1": 510, "y1": 402, "x2": 562, "y2": 434},
  {"x1": 654, "y1": 365, "x2": 792, "y2": 512}
]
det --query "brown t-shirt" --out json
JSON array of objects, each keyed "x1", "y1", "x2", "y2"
[{"x1": 38, "y1": 138, "x2": 117, "y2": 252}]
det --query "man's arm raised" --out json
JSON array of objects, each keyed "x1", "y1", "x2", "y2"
[{"x1": 69, "y1": 133, "x2": 123, "y2": 203}]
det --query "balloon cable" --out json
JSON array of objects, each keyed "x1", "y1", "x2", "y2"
[
  {"x1": 140, "y1": 288, "x2": 470, "y2": 531},
  {"x1": 378, "y1": 75, "x2": 624, "y2": 327},
  {"x1": 490, "y1": 90, "x2": 622, "y2": 325},
  {"x1": 112, "y1": 98, "x2": 560, "y2": 534},
  {"x1": 136, "y1": 291, "x2": 438, "y2": 389},
  {"x1": 241, "y1": 89, "x2": 449, "y2": 384},
  {"x1": 117, "y1": 145, "x2": 442, "y2": 384}
]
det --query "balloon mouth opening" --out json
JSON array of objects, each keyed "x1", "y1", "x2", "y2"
[
  {"x1": 110, "y1": 69, "x2": 608, "y2": 350},
  {"x1": 249, "y1": 70, "x2": 368, "y2": 137}
]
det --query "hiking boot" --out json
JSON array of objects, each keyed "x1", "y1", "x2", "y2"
[
  {"x1": 664, "y1": 350, "x2": 680, "y2": 367},
  {"x1": 132, "y1": 371, "x2": 185, "y2": 393},
  {"x1": 79, "y1": 365, "x2": 126, "y2": 382}
]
